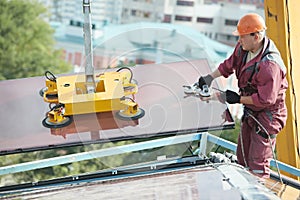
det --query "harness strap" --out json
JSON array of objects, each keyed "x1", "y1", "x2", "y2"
[
  {"x1": 247, "y1": 41, "x2": 271, "y2": 84},
  {"x1": 241, "y1": 41, "x2": 272, "y2": 94}
]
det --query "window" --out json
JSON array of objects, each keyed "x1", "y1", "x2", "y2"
[
  {"x1": 131, "y1": 10, "x2": 137, "y2": 16},
  {"x1": 76, "y1": 21, "x2": 83, "y2": 27},
  {"x1": 176, "y1": 0, "x2": 194, "y2": 6},
  {"x1": 225, "y1": 19, "x2": 238, "y2": 26},
  {"x1": 163, "y1": 14, "x2": 171, "y2": 23},
  {"x1": 197, "y1": 17, "x2": 213, "y2": 24},
  {"x1": 144, "y1": 12, "x2": 150, "y2": 18},
  {"x1": 175, "y1": 15, "x2": 192, "y2": 22}
]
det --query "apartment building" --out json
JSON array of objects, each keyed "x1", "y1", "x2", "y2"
[
  {"x1": 39, "y1": 0, "x2": 264, "y2": 45},
  {"x1": 122, "y1": 0, "x2": 264, "y2": 45},
  {"x1": 39, "y1": 0, "x2": 123, "y2": 25}
]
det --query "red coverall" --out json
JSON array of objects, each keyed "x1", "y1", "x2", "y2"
[{"x1": 218, "y1": 37, "x2": 288, "y2": 178}]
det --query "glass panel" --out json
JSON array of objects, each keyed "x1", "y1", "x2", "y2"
[{"x1": 0, "y1": 60, "x2": 234, "y2": 155}]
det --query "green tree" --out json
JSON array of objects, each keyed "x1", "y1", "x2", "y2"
[{"x1": 0, "y1": 0, "x2": 71, "y2": 80}]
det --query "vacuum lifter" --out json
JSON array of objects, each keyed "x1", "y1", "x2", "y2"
[{"x1": 40, "y1": 0, "x2": 144, "y2": 128}]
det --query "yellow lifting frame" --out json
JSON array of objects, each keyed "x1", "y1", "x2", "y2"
[{"x1": 264, "y1": 0, "x2": 300, "y2": 178}]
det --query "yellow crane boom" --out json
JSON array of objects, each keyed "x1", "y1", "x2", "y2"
[{"x1": 264, "y1": 0, "x2": 300, "y2": 178}]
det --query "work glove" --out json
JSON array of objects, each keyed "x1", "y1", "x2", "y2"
[
  {"x1": 225, "y1": 90, "x2": 241, "y2": 104},
  {"x1": 198, "y1": 74, "x2": 213, "y2": 88}
]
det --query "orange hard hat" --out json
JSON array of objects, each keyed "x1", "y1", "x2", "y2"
[{"x1": 232, "y1": 13, "x2": 267, "y2": 36}]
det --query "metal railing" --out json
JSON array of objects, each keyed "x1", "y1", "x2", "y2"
[{"x1": 0, "y1": 132, "x2": 299, "y2": 178}]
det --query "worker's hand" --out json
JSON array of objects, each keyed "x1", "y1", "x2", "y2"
[
  {"x1": 198, "y1": 74, "x2": 213, "y2": 88},
  {"x1": 223, "y1": 90, "x2": 240, "y2": 104}
]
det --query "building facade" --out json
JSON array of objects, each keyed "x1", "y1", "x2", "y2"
[
  {"x1": 122, "y1": 0, "x2": 264, "y2": 45},
  {"x1": 39, "y1": 0, "x2": 264, "y2": 46},
  {"x1": 39, "y1": 0, "x2": 123, "y2": 25}
]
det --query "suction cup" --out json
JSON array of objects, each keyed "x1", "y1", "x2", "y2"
[
  {"x1": 39, "y1": 87, "x2": 48, "y2": 97},
  {"x1": 115, "y1": 108, "x2": 145, "y2": 121},
  {"x1": 42, "y1": 116, "x2": 73, "y2": 128}
]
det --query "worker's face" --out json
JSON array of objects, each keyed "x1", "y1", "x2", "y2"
[{"x1": 238, "y1": 33, "x2": 257, "y2": 52}]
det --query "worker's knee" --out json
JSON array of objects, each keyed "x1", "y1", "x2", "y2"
[{"x1": 248, "y1": 156, "x2": 271, "y2": 179}]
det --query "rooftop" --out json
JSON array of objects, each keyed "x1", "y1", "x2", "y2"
[{"x1": 52, "y1": 22, "x2": 233, "y2": 68}]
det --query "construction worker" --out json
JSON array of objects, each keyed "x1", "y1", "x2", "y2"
[{"x1": 198, "y1": 13, "x2": 288, "y2": 179}]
